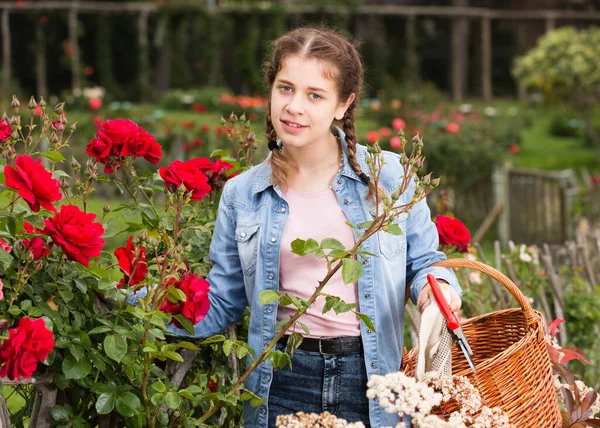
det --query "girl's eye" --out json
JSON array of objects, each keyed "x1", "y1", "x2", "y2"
[
  {"x1": 310, "y1": 93, "x2": 322, "y2": 100},
  {"x1": 280, "y1": 85, "x2": 292, "y2": 92}
]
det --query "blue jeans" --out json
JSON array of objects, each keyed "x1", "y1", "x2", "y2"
[{"x1": 267, "y1": 341, "x2": 371, "y2": 427}]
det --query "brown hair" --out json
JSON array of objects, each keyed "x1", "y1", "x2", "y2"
[{"x1": 263, "y1": 26, "x2": 377, "y2": 198}]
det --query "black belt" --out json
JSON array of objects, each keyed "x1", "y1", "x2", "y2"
[{"x1": 278, "y1": 335, "x2": 363, "y2": 355}]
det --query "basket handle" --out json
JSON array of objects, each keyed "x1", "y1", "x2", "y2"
[{"x1": 429, "y1": 258, "x2": 539, "y2": 328}]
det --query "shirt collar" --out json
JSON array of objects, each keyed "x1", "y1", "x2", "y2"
[{"x1": 251, "y1": 126, "x2": 369, "y2": 195}]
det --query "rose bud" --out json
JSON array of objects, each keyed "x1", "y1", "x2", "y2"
[
  {"x1": 11, "y1": 96, "x2": 20, "y2": 109},
  {"x1": 28, "y1": 96, "x2": 37, "y2": 110}
]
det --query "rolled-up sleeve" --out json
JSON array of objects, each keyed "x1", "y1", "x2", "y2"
[
  {"x1": 405, "y1": 197, "x2": 461, "y2": 304},
  {"x1": 166, "y1": 181, "x2": 248, "y2": 338}
]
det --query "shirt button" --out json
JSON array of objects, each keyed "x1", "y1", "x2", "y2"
[
  {"x1": 362, "y1": 259, "x2": 368, "y2": 265},
  {"x1": 266, "y1": 307, "x2": 273, "y2": 313},
  {"x1": 281, "y1": 207, "x2": 286, "y2": 213},
  {"x1": 240, "y1": 232, "x2": 247, "y2": 238},
  {"x1": 264, "y1": 374, "x2": 271, "y2": 382},
  {"x1": 260, "y1": 407, "x2": 267, "y2": 415},
  {"x1": 271, "y1": 237, "x2": 277, "y2": 243},
  {"x1": 343, "y1": 199, "x2": 349, "y2": 205},
  {"x1": 367, "y1": 329, "x2": 372, "y2": 334},
  {"x1": 370, "y1": 362, "x2": 376, "y2": 368},
  {"x1": 337, "y1": 179, "x2": 342, "y2": 185},
  {"x1": 267, "y1": 273, "x2": 274, "y2": 280},
  {"x1": 364, "y1": 293, "x2": 370, "y2": 298}
]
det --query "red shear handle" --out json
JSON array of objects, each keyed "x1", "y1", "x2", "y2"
[{"x1": 427, "y1": 274, "x2": 460, "y2": 330}]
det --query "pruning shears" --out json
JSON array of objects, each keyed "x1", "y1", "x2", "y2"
[{"x1": 427, "y1": 274, "x2": 477, "y2": 374}]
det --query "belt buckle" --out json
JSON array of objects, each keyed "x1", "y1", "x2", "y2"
[{"x1": 318, "y1": 337, "x2": 335, "y2": 355}]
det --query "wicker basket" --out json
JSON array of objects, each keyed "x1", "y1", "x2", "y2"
[{"x1": 402, "y1": 258, "x2": 562, "y2": 427}]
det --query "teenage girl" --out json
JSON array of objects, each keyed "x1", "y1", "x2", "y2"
[{"x1": 167, "y1": 27, "x2": 462, "y2": 428}]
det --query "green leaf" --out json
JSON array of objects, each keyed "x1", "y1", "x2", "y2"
[
  {"x1": 355, "y1": 312, "x2": 376, "y2": 332},
  {"x1": 387, "y1": 223, "x2": 404, "y2": 236},
  {"x1": 163, "y1": 351, "x2": 184, "y2": 362},
  {"x1": 7, "y1": 305, "x2": 20, "y2": 316},
  {"x1": 222, "y1": 340, "x2": 234, "y2": 357},
  {"x1": 315, "y1": 248, "x2": 326, "y2": 259},
  {"x1": 116, "y1": 392, "x2": 142, "y2": 417},
  {"x1": 342, "y1": 258, "x2": 363, "y2": 284},
  {"x1": 279, "y1": 294, "x2": 292, "y2": 306},
  {"x1": 52, "y1": 170, "x2": 71, "y2": 180},
  {"x1": 152, "y1": 380, "x2": 166, "y2": 393},
  {"x1": 357, "y1": 220, "x2": 373, "y2": 229},
  {"x1": 304, "y1": 238, "x2": 319, "y2": 254},
  {"x1": 50, "y1": 405, "x2": 72, "y2": 422},
  {"x1": 173, "y1": 315, "x2": 194, "y2": 335},
  {"x1": 236, "y1": 345, "x2": 249, "y2": 359},
  {"x1": 151, "y1": 393, "x2": 165, "y2": 407},
  {"x1": 323, "y1": 296, "x2": 340, "y2": 314},
  {"x1": 321, "y1": 238, "x2": 345, "y2": 250},
  {"x1": 41, "y1": 151, "x2": 66, "y2": 162},
  {"x1": 290, "y1": 238, "x2": 306, "y2": 256},
  {"x1": 95, "y1": 393, "x2": 116, "y2": 415},
  {"x1": 104, "y1": 335, "x2": 128, "y2": 362},
  {"x1": 69, "y1": 344, "x2": 85, "y2": 361},
  {"x1": 275, "y1": 316, "x2": 290, "y2": 330},
  {"x1": 299, "y1": 322, "x2": 310, "y2": 336},
  {"x1": 210, "y1": 149, "x2": 229, "y2": 158},
  {"x1": 344, "y1": 221, "x2": 357, "y2": 230},
  {"x1": 0, "y1": 249, "x2": 14, "y2": 271},
  {"x1": 259, "y1": 290, "x2": 281, "y2": 305},
  {"x1": 179, "y1": 390, "x2": 195, "y2": 401},
  {"x1": 270, "y1": 350, "x2": 292, "y2": 370},
  {"x1": 63, "y1": 355, "x2": 92, "y2": 380},
  {"x1": 333, "y1": 301, "x2": 357, "y2": 314},
  {"x1": 286, "y1": 333, "x2": 304, "y2": 355},
  {"x1": 165, "y1": 392, "x2": 182, "y2": 410},
  {"x1": 176, "y1": 341, "x2": 200, "y2": 351},
  {"x1": 250, "y1": 396, "x2": 265, "y2": 408},
  {"x1": 200, "y1": 335, "x2": 226, "y2": 345}
]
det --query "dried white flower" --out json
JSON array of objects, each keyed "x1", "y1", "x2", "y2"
[{"x1": 483, "y1": 106, "x2": 498, "y2": 117}]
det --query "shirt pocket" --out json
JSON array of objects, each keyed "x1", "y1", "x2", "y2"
[
  {"x1": 235, "y1": 223, "x2": 260, "y2": 276},
  {"x1": 375, "y1": 212, "x2": 407, "y2": 260}
]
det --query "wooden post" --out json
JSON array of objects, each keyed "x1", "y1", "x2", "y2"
[
  {"x1": 480, "y1": 15, "x2": 492, "y2": 103},
  {"x1": 28, "y1": 383, "x2": 58, "y2": 428},
  {"x1": 36, "y1": 17, "x2": 48, "y2": 100},
  {"x1": 451, "y1": 0, "x2": 469, "y2": 101},
  {"x1": 1, "y1": 9, "x2": 10, "y2": 100},
  {"x1": 0, "y1": 387, "x2": 12, "y2": 428},
  {"x1": 138, "y1": 10, "x2": 151, "y2": 102},
  {"x1": 541, "y1": 245, "x2": 568, "y2": 345},
  {"x1": 474, "y1": 242, "x2": 510, "y2": 308},
  {"x1": 492, "y1": 164, "x2": 510, "y2": 247},
  {"x1": 406, "y1": 14, "x2": 420, "y2": 86},
  {"x1": 68, "y1": 5, "x2": 81, "y2": 94},
  {"x1": 545, "y1": 12, "x2": 556, "y2": 32}
]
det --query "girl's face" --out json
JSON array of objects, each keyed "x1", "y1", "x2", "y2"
[{"x1": 270, "y1": 54, "x2": 354, "y2": 151}]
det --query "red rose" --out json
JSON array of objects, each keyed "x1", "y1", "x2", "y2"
[
  {"x1": 160, "y1": 273, "x2": 210, "y2": 327},
  {"x1": 114, "y1": 236, "x2": 148, "y2": 289},
  {"x1": 22, "y1": 222, "x2": 50, "y2": 260},
  {"x1": 188, "y1": 158, "x2": 235, "y2": 185},
  {"x1": 86, "y1": 120, "x2": 163, "y2": 172},
  {"x1": 0, "y1": 317, "x2": 55, "y2": 381},
  {"x1": 4, "y1": 155, "x2": 62, "y2": 213},
  {"x1": 88, "y1": 97, "x2": 102, "y2": 111},
  {"x1": 42, "y1": 205, "x2": 104, "y2": 266},
  {"x1": 366, "y1": 131, "x2": 379, "y2": 144},
  {"x1": 200, "y1": 124, "x2": 210, "y2": 133},
  {"x1": 86, "y1": 134, "x2": 113, "y2": 162},
  {"x1": 435, "y1": 215, "x2": 471, "y2": 253},
  {"x1": 446, "y1": 123, "x2": 460, "y2": 134},
  {"x1": 208, "y1": 378, "x2": 217, "y2": 393},
  {"x1": 0, "y1": 237, "x2": 12, "y2": 253},
  {"x1": 159, "y1": 160, "x2": 212, "y2": 201},
  {"x1": 192, "y1": 103, "x2": 206, "y2": 112},
  {"x1": 0, "y1": 118, "x2": 11, "y2": 141}
]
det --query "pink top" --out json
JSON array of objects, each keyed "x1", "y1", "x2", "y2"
[{"x1": 277, "y1": 187, "x2": 360, "y2": 338}]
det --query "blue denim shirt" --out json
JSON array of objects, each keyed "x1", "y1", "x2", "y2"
[{"x1": 165, "y1": 127, "x2": 461, "y2": 427}]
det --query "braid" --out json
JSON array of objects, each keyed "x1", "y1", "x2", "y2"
[
  {"x1": 265, "y1": 103, "x2": 295, "y2": 190},
  {"x1": 342, "y1": 104, "x2": 378, "y2": 201}
]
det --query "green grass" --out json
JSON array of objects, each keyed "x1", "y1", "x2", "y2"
[{"x1": 516, "y1": 107, "x2": 598, "y2": 172}]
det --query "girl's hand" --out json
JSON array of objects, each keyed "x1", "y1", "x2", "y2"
[{"x1": 417, "y1": 280, "x2": 462, "y2": 313}]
